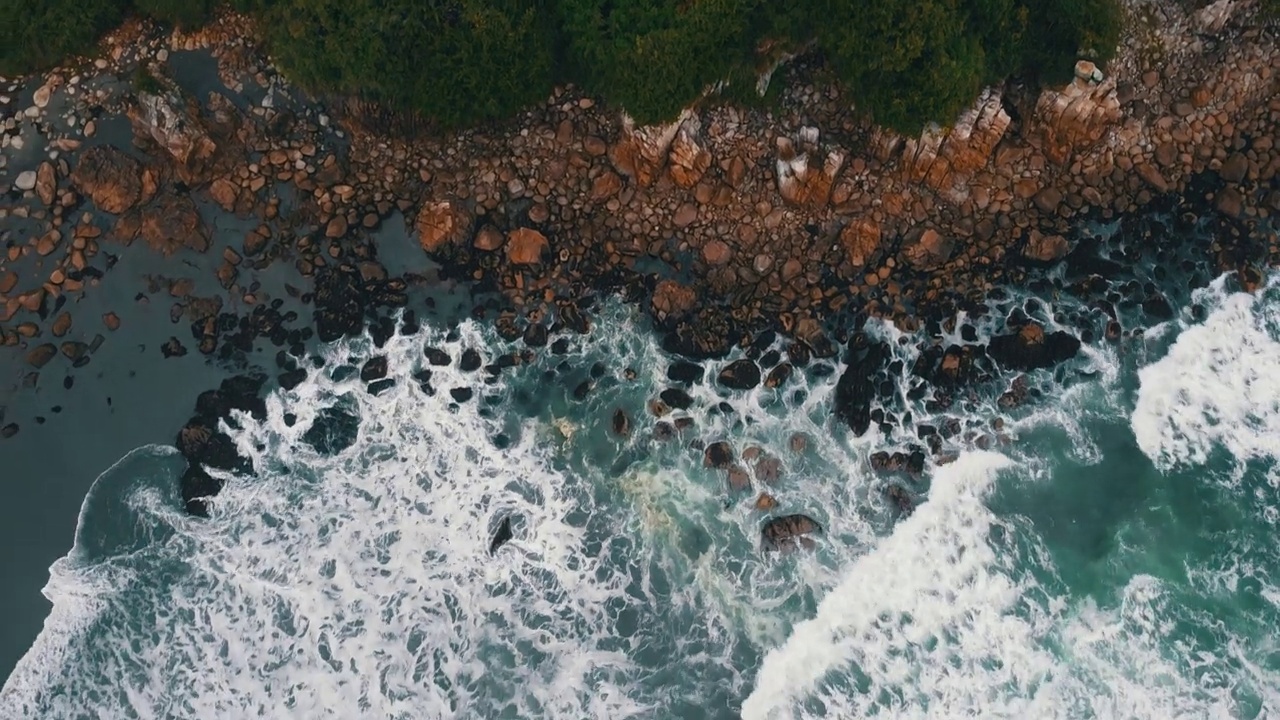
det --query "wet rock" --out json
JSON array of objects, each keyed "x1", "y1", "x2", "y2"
[
  {"x1": 367, "y1": 378, "x2": 396, "y2": 396},
  {"x1": 653, "y1": 421, "x2": 675, "y2": 441},
  {"x1": 303, "y1": 404, "x2": 361, "y2": 455},
  {"x1": 667, "y1": 361, "x2": 704, "y2": 384},
  {"x1": 718, "y1": 359, "x2": 761, "y2": 390},
  {"x1": 870, "y1": 448, "x2": 926, "y2": 475},
  {"x1": 727, "y1": 465, "x2": 751, "y2": 492},
  {"x1": 987, "y1": 323, "x2": 1080, "y2": 371},
  {"x1": 70, "y1": 145, "x2": 144, "y2": 214},
  {"x1": 572, "y1": 380, "x2": 593, "y2": 401},
  {"x1": 1, "y1": 423, "x2": 17, "y2": 439},
  {"x1": 1022, "y1": 232, "x2": 1071, "y2": 263},
  {"x1": 279, "y1": 368, "x2": 307, "y2": 390},
  {"x1": 489, "y1": 516, "x2": 514, "y2": 555},
  {"x1": 764, "y1": 363, "x2": 793, "y2": 388},
  {"x1": 35, "y1": 161, "x2": 55, "y2": 206},
  {"x1": 460, "y1": 348, "x2": 482, "y2": 372},
  {"x1": 834, "y1": 334, "x2": 891, "y2": 436},
  {"x1": 522, "y1": 322, "x2": 548, "y2": 348},
  {"x1": 704, "y1": 440, "x2": 734, "y2": 468},
  {"x1": 450, "y1": 387, "x2": 474, "y2": 403},
  {"x1": 754, "y1": 456, "x2": 783, "y2": 484},
  {"x1": 360, "y1": 355, "x2": 388, "y2": 382},
  {"x1": 134, "y1": 193, "x2": 210, "y2": 255},
  {"x1": 129, "y1": 91, "x2": 219, "y2": 184},
  {"x1": 26, "y1": 343, "x2": 56, "y2": 368},
  {"x1": 903, "y1": 228, "x2": 954, "y2": 270},
  {"x1": 885, "y1": 484, "x2": 915, "y2": 516},
  {"x1": 650, "y1": 280, "x2": 698, "y2": 324},
  {"x1": 612, "y1": 408, "x2": 630, "y2": 436},
  {"x1": 754, "y1": 493, "x2": 778, "y2": 511},
  {"x1": 659, "y1": 387, "x2": 694, "y2": 410},
  {"x1": 761, "y1": 513, "x2": 823, "y2": 552},
  {"x1": 424, "y1": 346, "x2": 451, "y2": 366},
  {"x1": 162, "y1": 337, "x2": 188, "y2": 358}
]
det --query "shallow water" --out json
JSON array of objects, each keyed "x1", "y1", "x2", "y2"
[{"x1": 3, "y1": 264, "x2": 1279, "y2": 718}]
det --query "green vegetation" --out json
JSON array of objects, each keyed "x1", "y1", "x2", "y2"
[{"x1": 2, "y1": 0, "x2": 1123, "y2": 133}]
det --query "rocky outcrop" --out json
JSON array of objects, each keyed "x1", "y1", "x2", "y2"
[
  {"x1": 122, "y1": 193, "x2": 210, "y2": 255},
  {"x1": 901, "y1": 87, "x2": 1011, "y2": 190},
  {"x1": 70, "y1": 145, "x2": 145, "y2": 214},
  {"x1": 129, "y1": 91, "x2": 219, "y2": 184},
  {"x1": 840, "y1": 218, "x2": 882, "y2": 268},
  {"x1": 834, "y1": 334, "x2": 891, "y2": 436},
  {"x1": 775, "y1": 128, "x2": 845, "y2": 209},
  {"x1": 506, "y1": 227, "x2": 549, "y2": 265},
  {"x1": 902, "y1": 228, "x2": 954, "y2": 270},
  {"x1": 668, "y1": 115, "x2": 712, "y2": 188},
  {"x1": 1029, "y1": 60, "x2": 1122, "y2": 165},
  {"x1": 609, "y1": 112, "x2": 686, "y2": 187}
]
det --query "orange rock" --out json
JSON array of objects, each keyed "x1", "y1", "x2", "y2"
[
  {"x1": 590, "y1": 171, "x2": 622, "y2": 201},
  {"x1": 651, "y1": 280, "x2": 697, "y2": 320},
  {"x1": 702, "y1": 239, "x2": 731, "y2": 265},
  {"x1": 415, "y1": 200, "x2": 470, "y2": 253},
  {"x1": 505, "y1": 228, "x2": 548, "y2": 265},
  {"x1": 668, "y1": 118, "x2": 711, "y2": 187},
  {"x1": 840, "y1": 218, "x2": 881, "y2": 267},
  {"x1": 754, "y1": 493, "x2": 779, "y2": 511},
  {"x1": 473, "y1": 224, "x2": 505, "y2": 252},
  {"x1": 209, "y1": 177, "x2": 239, "y2": 211}
]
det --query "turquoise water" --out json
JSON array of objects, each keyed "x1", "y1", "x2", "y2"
[{"x1": 2, "y1": 269, "x2": 1279, "y2": 718}]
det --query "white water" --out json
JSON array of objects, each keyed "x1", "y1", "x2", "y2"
[{"x1": 1133, "y1": 273, "x2": 1280, "y2": 471}]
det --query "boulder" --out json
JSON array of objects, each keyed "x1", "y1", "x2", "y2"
[
  {"x1": 1022, "y1": 231, "x2": 1071, "y2": 263},
  {"x1": 987, "y1": 322, "x2": 1081, "y2": 371},
  {"x1": 718, "y1": 359, "x2": 761, "y2": 390},
  {"x1": 135, "y1": 193, "x2": 210, "y2": 255},
  {"x1": 903, "y1": 228, "x2": 954, "y2": 270},
  {"x1": 34, "y1": 162, "x2": 55, "y2": 205},
  {"x1": 609, "y1": 113, "x2": 685, "y2": 187},
  {"x1": 840, "y1": 218, "x2": 881, "y2": 267},
  {"x1": 834, "y1": 334, "x2": 891, "y2": 436},
  {"x1": 775, "y1": 130, "x2": 845, "y2": 209},
  {"x1": 761, "y1": 514, "x2": 823, "y2": 552},
  {"x1": 360, "y1": 356, "x2": 388, "y2": 382},
  {"x1": 704, "y1": 441, "x2": 734, "y2": 469},
  {"x1": 70, "y1": 145, "x2": 144, "y2": 214},
  {"x1": 651, "y1": 280, "x2": 697, "y2": 322},
  {"x1": 415, "y1": 199, "x2": 471, "y2": 253},
  {"x1": 506, "y1": 228, "x2": 548, "y2": 265},
  {"x1": 667, "y1": 361, "x2": 704, "y2": 384}
]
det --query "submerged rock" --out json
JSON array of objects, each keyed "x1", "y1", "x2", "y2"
[
  {"x1": 704, "y1": 440, "x2": 734, "y2": 468},
  {"x1": 659, "y1": 387, "x2": 694, "y2": 410},
  {"x1": 302, "y1": 404, "x2": 361, "y2": 455},
  {"x1": 489, "y1": 516, "x2": 514, "y2": 555},
  {"x1": 360, "y1": 355, "x2": 388, "y2": 382},
  {"x1": 612, "y1": 408, "x2": 630, "y2": 436},
  {"x1": 761, "y1": 514, "x2": 823, "y2": 552},
  {"x1": 667, "y1": 361, "x2": 704, "y2": 384}
]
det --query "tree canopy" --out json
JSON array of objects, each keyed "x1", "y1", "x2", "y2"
[{"x1": 3, "y1": 0, "x2": 1123, "y2": 133}]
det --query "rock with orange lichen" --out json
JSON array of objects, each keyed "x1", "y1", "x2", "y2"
[{"x1": 415, "y1": 199, "x2": 471, "y2": 254}]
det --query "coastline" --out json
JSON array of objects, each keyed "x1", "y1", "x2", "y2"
[{"x1": 0, "y1": 0, "x2": 1277, "y2": 685}]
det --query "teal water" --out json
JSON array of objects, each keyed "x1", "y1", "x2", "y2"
[{"x1": 2, "y1": 270, "x2": 1279, "y2": 718}]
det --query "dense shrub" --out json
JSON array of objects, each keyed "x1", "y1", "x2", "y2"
[
  {"x1": 2, "y1": 0, "x2": 1126, "y2": 133},
  {"x1": 133, "y1": 0, "x2": 215, "y2": 29},
  {"x1": 557, "y1": 0, "x2": 756, "y2": 125},
  {"x1": 0, "y1": 0, "x2": 124, "y2": 75},
  {"x1": 262, "y1": 0, "x2": 560, "y2": 128}
]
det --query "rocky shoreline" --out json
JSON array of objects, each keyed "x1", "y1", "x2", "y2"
[{"x1": 0, "y1": 3, "x2": 1277, "y2": 510}]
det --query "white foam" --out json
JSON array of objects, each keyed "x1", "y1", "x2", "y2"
[
  {"x1": 740, "y1": 451, "x2": 1055, "y2": 720},
  {"x1": 1132, "y1": 274, "x2": 1280, "y2": 470}
]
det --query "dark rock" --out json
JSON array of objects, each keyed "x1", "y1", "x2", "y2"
[
  {"x1": 572, "y1": 380, "x2": 593, "y2": 401},
  {"x1": 612, "y1": 408, "x2": 630, "y2": 436},
  {"x1": 786, "y1": 341, "x2": 811, "y2": 367},
  {"x1": 489, "y1": 516, "x2": 514, "y2": 555},
  {"x1": 667, "y1": 361, "x2": 705, "y2": 384},
  {"x1": 870, "y1": 448, "x2": 926, "y2": 475},
  {"x1": 302, "y1": 404, "x2": 361, "y2": 455},
  {"x1": 523, "y1": 322, "x2": 548, "y2": 348},
  {"x1": 660, "y1": 387, "x2": 694, "y2": 410},
  {"x1": 424, "y1": 346, "x2": 451, "y2": 365},
  {"x1": 313, "y1": 268, "x2": 365, "y2": 343},
  {"x1": 834, "y1": 334, "x2": 891, "y2": 436},
  {"x1": 654, "y1": 421, "x2": 675, "y2": 441},
  {"x1": 1, "y1": 423, "x2": 17, "y2": 439},
  {"x1": 764, "y1": 363, "x2": 793, "y2": 388},
  {"x1": 987, "y1": 323, "x2": 1080, "y2": 371},
  {"x1": 180, "y1": 465, "x2": 222, "y2": 517},
  {"x1": 885, "y1": 484, "x2": 915, "y2": 516},
  {"x1": 412, "y1": 368, "x2": 435, "y2": 395},
  {"x1": 360, "y1": 355, "x2": 388, "y2": 382},
  {"x1": 370, "y1": 316, "x2": 396, "y2": 348},
  {"x1": 279, "y1": 368, "x2": 307, "y2": 390},
  {"x1": 450, "y1": 387, "x2": 474, "y2": 403},
  {"x1": 367, "y1": 378, "x2": 396, "y2": 396},
  {"x1": 26, "y1": 343, "x2": 56, "y2": 368},
  {"x1": 761, "y1": 514, "x2": 823, "y2": 552},
  {"x1": 718, "y1": 359, "x2": 761, "y2": 390},
  {"x1": 704, "y1": 440, "x2": 734, "y2": 468},
  {"x1": 551, "y1": 338, "x2": 571, "y2": 354},
  {"x1": 460, "y1": 348, "x2": 482, "y2": 372}
]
